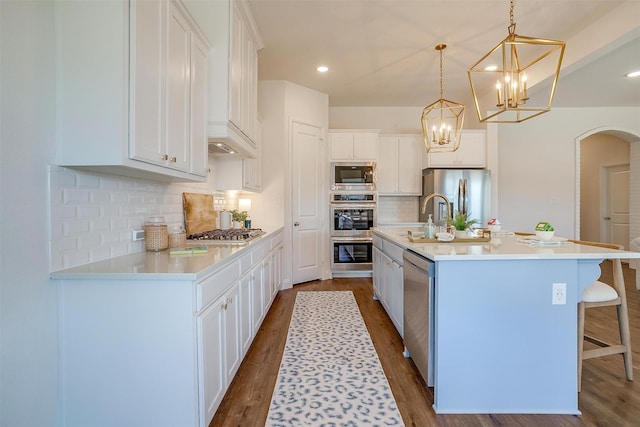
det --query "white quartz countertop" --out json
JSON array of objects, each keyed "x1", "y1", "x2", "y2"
[
  {"x1": 50, "y1": 228, "x2": 283, "y2": 281},
  {"x1": 373, "y1": 226, "x2": 640, "y2": 262}
]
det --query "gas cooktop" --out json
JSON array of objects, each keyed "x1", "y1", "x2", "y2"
[{"x1": 187, "y1": 228, "x2": 264, "y2": 243}]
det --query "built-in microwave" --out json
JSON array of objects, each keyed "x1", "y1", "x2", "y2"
[{"x1": 330, "y1": 162, "x2": 376, "y2": 191}]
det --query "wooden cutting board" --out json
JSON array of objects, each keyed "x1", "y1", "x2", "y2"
[{"x1": 182, "y1": 193, "x2": 217, "y2": 235}]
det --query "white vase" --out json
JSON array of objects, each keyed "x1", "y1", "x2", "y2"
[
  {"x1": 454, "y1": 230, "x2": 467, "y2": 239},
  {"x1": 233, "y1": 221, "x2": 243, "y2": 229}
]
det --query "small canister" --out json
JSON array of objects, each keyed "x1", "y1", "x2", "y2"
[
  {"x1": 168, "y1": 225, "x2": 187, "y2": 248},
  {"x1": 144, "y1": 216, "x2": 168, "y2": 252}
]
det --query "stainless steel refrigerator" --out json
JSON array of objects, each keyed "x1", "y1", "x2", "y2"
[{"x1": 419, "y1": 168, "x2": 491, "y2": 226}]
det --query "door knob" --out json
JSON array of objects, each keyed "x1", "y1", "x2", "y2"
[{"x1": 294, "y1": 222, "x2": 300, "y2": 226}]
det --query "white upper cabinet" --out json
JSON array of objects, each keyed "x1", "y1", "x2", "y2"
[
  {"x1": 377, "y1": 135, "x2": 422, "y2": 195},
  {"x1": 214, "y1": 117, "x2": 262, "y2": 192},
  {"x1": 423, "y1": 130, "x2": 487, "y2": 168},
  {"x1": 329, "y1": 130, "x2": 379, "y2": 161},
  {"x1": 205, "y1": 0, "x2": 262, "y2": 158},
  {"x1": 56, "y1": 0, "x2": 210, "y2": 182}
]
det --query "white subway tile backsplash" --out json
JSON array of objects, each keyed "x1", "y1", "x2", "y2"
[
  {"x1": 377, "y1": 196, "x2": 420, "y2": 224},
  {"x1": 76, "y1": 173, "x2": 101, "y2": 188},
  {"x1": 77, "y1": 206, "x2": 101, "y2": 219},
  {"x1": 62, "y1": 220, "x2": 90, "y2": 236},
  {"x1": 50, "y1": 167, "x2": 220, "y2": 271},
  {"x1": 63, "y1": 188, "x2": 90, "y2": 204}
]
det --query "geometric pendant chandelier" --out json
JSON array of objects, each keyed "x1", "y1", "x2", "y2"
[
  {"x1": 421, "y1": 44, "x2": 465, "y2": 153},
  {"x1": 467, "y1": 0, "x2": 566, "y2": 123}
]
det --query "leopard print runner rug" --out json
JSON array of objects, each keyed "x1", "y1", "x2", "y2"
[{"x1": 265, "y1": 291, "x2": 405, "y2": 426}]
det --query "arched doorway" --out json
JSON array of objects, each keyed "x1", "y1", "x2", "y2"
[{"x1": 575, "y1": 128, "x2": 640, "y2": 249}]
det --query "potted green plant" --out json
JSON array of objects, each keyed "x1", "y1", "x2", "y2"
[
  {"x1": 448, "y1": 211, "x2": 479, "y2": 238},
  {"x1": 231, "y1": 210, "x2": 248, "y2": 228}
]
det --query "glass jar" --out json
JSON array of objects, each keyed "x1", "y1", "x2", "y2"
[
  {"x1": 144, "y1": 216, "x2": 168, "y2": 252},
  {"x1": 168, "y1": 225, "x2": 187, "y2": 248}
]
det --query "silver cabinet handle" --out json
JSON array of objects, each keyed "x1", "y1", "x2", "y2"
[{"x1": 294, "y1": 222, "x2": 300, "y2": 226}]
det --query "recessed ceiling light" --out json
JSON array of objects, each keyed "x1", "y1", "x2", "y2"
[
  {"x1": 317, "y1": 66, "x2": 329, "y2": 73},
  {"x1": 484, "y1": 65, "x2": 498, "y2": 71},
  {"x1": 626, "y1": 70, "x2": 640, "y2": 78}
]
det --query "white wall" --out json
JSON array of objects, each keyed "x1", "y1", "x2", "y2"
[
  {"x1": 258, "y1": 80, "x2": 329, "y2": 285},
  {"x1": 496, "y1": 108, "x2": 640, "y2": 238},
  {"x1": 1, "y1": 2, "x2": 58, "y2": 424}
]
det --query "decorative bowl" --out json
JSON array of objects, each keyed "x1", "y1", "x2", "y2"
[{"x1": 535, "y1": 230, "x2": 555, "y2": 241}]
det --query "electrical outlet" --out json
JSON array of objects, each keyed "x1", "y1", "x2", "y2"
[
  {"x1": 131, "y1": 229, "x2": 145, "y2": 241},
  {"x1": 552, "y1": 283, "x2": 566, "y2": 305}
]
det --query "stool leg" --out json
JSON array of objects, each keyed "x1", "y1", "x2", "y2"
[
  {"x1": 578, "y1": 301, "x2": 586, "y2": 392},
  {"x1": 616, "y1": 302, "x2": 633, "y2": 381},
  {"x1": 613, "y1": 259, "x2": 633, "y2": 381}
]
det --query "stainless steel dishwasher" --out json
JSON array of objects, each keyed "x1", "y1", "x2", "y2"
[{"x1": 403, "y1": 249, "x2": 435, "y2": 387}]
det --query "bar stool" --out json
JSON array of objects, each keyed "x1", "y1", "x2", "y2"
[
  {"x1": 573, "y1": 240, "x2": 633, "y2": 392},
  {"x1": 630, "y1": 237, "x2": 640, "y2": 292}
]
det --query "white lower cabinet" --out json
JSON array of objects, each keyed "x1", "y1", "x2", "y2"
[
  {"x1": 372, "y1": 236, "x2": 404, "y2": 337},
  {"x1": 55, "y1": 230, "x2": 284, "y2": 427},
  {"x1": 197, "y1": 292, "x2": 227, "y2": 424}
]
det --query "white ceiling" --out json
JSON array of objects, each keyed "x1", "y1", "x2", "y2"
[{"x1": 249, "y1": 0, "x2": 640, "y2": 122}]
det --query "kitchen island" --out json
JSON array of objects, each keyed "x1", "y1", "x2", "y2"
[{"x1": 373, "y1": 226, "x2": 640, "y2": 415}]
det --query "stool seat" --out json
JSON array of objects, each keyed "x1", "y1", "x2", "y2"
[
  {"x1": 582, "y1": 281, "x2": 618, "y2": 303},
  {"x1": 572, "y1": 239, "x2": 632, "y2": 392}
]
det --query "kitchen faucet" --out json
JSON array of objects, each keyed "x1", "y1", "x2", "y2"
[{"x1": 421, "y1": 192, "x2": 452, "y2": 228}]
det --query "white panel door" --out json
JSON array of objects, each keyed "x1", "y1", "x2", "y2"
[
  {"x1": 292, "y1": 122, "x2": 324, "y2": 284},
  {"x1": 606, "y1": 164, "x2": 630, "y2": 249}
]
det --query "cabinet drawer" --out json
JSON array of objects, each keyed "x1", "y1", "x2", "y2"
[
  {"x1": 251, "y1": 241, "x2": 268, "y2": 264},
  {"x1": 373, "y1": 235, "x2": 383, "y2": 250},
  {"x1": 240, "y1": 252, "x2": 252, "y2": 276},
  {"x1": 271, "y1": 231, "x2": 283, "y2": 249},
  {"x1": 382, "y1": 239, "x2": 404, "y2": 265},
  {"x1": 197, "y1": 262, "x2": 239, "y2": 311}
]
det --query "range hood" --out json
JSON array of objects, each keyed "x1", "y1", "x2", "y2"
[{"x1": 207, "y1": 122, "x2": 257, "y2": 159}]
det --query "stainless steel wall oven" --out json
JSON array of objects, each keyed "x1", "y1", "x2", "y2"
[
  {"x1": 330, "y1": 193, "x2": 376, "y2": 273},
  {"x1": 331, "y1": 237, "x2": 373, "y2": 272}
]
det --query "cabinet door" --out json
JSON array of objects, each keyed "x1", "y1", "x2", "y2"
[
  {"x1": 239, "y1": 272, "x2": 253, "y2": 357},
  {"x1": 262, "y1": 258, "x2": 272, "y2": 311},
  {"x1": 381, "y1": 252, "x2": 394, "y2": 313},
  {"x1": 425, "y1": 131, "x2": 487, "y2": 168},
  {"x1": 190, "y1": 31, "x2": 209, "y2": 177},
  {"x1": 166, "y1": 3, "x2": 191, "y2": 172},
  {"x1": 229, "y1": 2, "x2": 244, "y2": 129},
  {"x1": 397, "y1": 135, "x2": 422, "y2": 195},
  {"x1": 353, "y1": 133, "x2": 378, "y2": 160},
  {"x1": 372, "y1": 247, "x2": 383, "y2": 300},
  {"x1": 197, "y1": 298, "x2": 226, "y2": 426},
  {"x1": 329, "y1": 133, "x2": 354, "y2": 160},
  {"x1": 456, "y1": 131, "x2": 486, "y2": 167},
  {"x1": 129, "y1": 0, "x2": 165, "y2": 165},
  {"x1": 251, "y1": 263, "x2": 265, "y2": 332},
  {"x1": 390, "y1": 261, "x2": 404, "y2": 337},
  {"x1": 377, "y1": 136, "x2": 399, "y2": 193},
  {"x1": 243, "y1": 118, "x2": 262, "y2": 191},
  {"x1": 224, "y1": 284, "x2": 241, "y2": 381}
]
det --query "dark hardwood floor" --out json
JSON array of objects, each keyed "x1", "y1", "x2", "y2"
[{"x1": 210, "y1": 263, "x2": 640, "y2": 427}]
